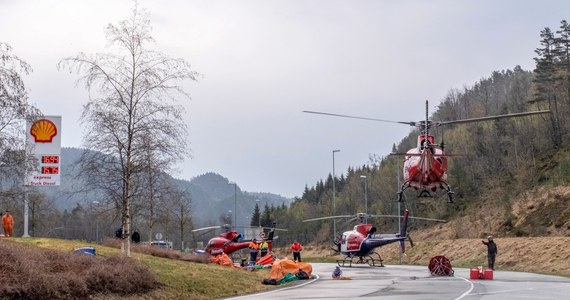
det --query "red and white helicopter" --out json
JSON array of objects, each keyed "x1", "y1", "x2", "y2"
[
  {"x1": 192, "y1": 223, "x2": 284, "y2": 257},
  {"x1": 303, "y1": 210, "x2": 445, "y2": 267},
  {"x1": 304, "y1": 100, "x2": 550, "y2": 203}
]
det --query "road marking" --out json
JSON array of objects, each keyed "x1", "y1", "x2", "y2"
[
  {"x1": 226, "y1": 274, "x2": 320, "y2": 299},
  {"x1": 454, "y1": 276, "x2": 474, "y2": 300}
]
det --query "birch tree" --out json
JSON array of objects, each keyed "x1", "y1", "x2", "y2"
[
  {"x1": 58, "y1": 3, "x2": 199, "y2": 255},
  {"x1": 0, "y1": 42, "x2": 41, "y2": 180}
]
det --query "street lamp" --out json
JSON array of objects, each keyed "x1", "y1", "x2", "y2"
[
  {"x1": 92, "y1": 201, "x2": 100, "y2": 243},
  {"x1": 228, "y1": 182, "x2": 237, "y2": 228},
  {"x1": 332, "y1": 149, "x2": 340, "y2": 239},
  {"x1": 360, "y1": 175, "x2": 368, "y2": 223}
]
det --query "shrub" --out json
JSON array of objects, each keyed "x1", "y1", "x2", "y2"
[{"x1": 0, "y1": 240, "x2": 161, "y2": 299}]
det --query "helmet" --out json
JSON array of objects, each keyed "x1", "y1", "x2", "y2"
[{"x1": 487, "y1": 235, "x2": 493, "y2": 240}]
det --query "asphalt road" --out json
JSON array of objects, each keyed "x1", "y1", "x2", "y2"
[{"x1": 226, "y1": 263, "x2": 570, "y2": 300}]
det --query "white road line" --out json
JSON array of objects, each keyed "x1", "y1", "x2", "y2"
[
  {"x1": 226, "y1": 274, "x2": 320, "y2": 299},
  {"x1": 454, "y1": 276, "x2": 474, "y2": 300}
]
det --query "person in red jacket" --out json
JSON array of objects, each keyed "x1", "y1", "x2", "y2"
[
  {"x1": 290, "y1": 240, "x2": 303, "y2": 262},
  {"x1": 2, "y1": 210, "x2": 14, "y2": 237}
]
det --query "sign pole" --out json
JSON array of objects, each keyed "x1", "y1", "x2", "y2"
[{"x1": 22, "y1": 189, "x2": 30, "y2": 237}]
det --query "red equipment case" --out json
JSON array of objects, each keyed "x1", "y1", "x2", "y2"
[
  {"x1": 470, "y1": 268, "x2": 480, "y2": 279},
  {"x1": 484, "y1": 269, "x2": 493, "y2": 280},
  {"x1": 469, "y1": 267, "x2": 493, "y2": 280}
]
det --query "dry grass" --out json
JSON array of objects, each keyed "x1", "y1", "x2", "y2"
[
  {"x1": 3, "y1": 237, "x2": 278, "y2": 299},
  {"x1": 0, "y1": 239, "x2": 161, "y2": 299}
]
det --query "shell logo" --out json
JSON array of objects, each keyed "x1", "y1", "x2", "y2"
[{"x1": 30, "y1": 119, "x2": 58, "y2": 143}]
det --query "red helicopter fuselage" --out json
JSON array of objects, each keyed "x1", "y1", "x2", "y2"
[
  {"x1": 204, "y1": 231, "x2": 273, "y2": 256},
  {"x1": 403, "y1": 135, "x2": 448, "y2": 192}
]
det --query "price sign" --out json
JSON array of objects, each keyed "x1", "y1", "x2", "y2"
[
  {"x1": 26, "y1": 116, "x2": 61, "y2": 186},
  {"x1": 41, "y1": 166, "x2": 59, "y2": 174},
  {"x1": 41, "y1": 155, "x2": 60, "y2": 164}
]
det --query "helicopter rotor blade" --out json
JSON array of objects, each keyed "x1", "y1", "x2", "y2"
[
  {"x1": 258, "y1": 226, "x2": 288, "y2": 232},
  {"x1": 303, "y1": 110, "x2": 416, "y2": 126},
  {"x1": 368, "y1": 214, "x2": 446, "y2": 223},
  {"x1": 303, "y1": 215, "x2": 355, "y2": 222},
  {"x1": 435, "y1": 110, "x2": 550, "y2": 127},
  {"x1": 191, "y1": 225, "x2": 224, "y2": 232}
]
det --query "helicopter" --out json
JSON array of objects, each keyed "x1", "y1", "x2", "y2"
[
  {"x1": 304, "y1": 100, "x2": 550, "y2": 203},
  {"x1": 192, "y1": 223, "x2": 285, "y2": 258},
  {"x1": 303, "y1": 209, "x2": 445, "y2": 267}
]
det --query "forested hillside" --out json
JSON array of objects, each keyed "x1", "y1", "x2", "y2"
[{"x1": 268, "y1": 20, "x2": 570, "y2": 245}]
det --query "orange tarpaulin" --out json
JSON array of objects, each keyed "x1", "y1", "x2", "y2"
[
  {"x1": 256, "y1": 253, "x2": 275, "y2": 266},
  {"x1": 211, "y1": 253, "x2": 241, "y2": 269},
  {"x1": 269, "y1": 257, "x2": 312, "y2": 281}
]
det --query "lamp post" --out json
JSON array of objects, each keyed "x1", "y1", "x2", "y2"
[
  {"x1": 332, "y1": 149, "x2": 340, "y2": 239},
  {"x1": 397, "y1": 164, "x2": 402, "y2": 265},
  {"x1": 93, "y1": 201, "x2": 100, "y2": 243},
  {"x1": 229, "y1": 182, "x2": 237, "y2": 228},
  {"x1": 360, "y1": 175, "x2": 368, "y2": 223}
]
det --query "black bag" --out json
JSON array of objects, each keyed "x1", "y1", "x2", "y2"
[
  {"x1": 262, "y1": 278, "x2": 278, "y2": 285},
  {"x1": 296, "y1": 269, "x2": 309, "y2": 280}
]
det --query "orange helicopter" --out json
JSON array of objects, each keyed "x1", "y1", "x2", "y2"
[{"x1": 304, "y1": 100, "x2": 550, "y2": 203}]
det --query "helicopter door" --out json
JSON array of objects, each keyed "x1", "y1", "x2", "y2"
[{"x1": 339, "y1": 233, "x2": 349, "y2": 252}]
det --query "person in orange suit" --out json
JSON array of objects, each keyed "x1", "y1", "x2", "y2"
[
  {"x1": 248, "y1": 238, "x2": 259, "y2": 265},
  {"x1": 2, "y1": 210, "x2": 14, "y2": 237}
]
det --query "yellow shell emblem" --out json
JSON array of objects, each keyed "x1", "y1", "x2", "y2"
[{"x1": 30, "y1": 119, "x2": 58, "y2": 143}]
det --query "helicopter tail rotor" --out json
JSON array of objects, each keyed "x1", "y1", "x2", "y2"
[
  {"x1": 440, "y1": 128, "x2": 445, "y2": 151},
  {"x1": 408, "y1": 235, "x2": 414, "y2": 248}
]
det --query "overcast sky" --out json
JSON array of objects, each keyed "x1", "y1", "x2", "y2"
[{"x1": 1, "y1": 0, "x2": 569, "y2": 198}]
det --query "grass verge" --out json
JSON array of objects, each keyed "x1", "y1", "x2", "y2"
[{"x1": 6, "y1": 237, "x2": 279, "y2": 299}]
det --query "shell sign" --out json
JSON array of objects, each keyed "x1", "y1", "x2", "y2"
[
  {"x1": 26, "y1": 116, "x2": 61, "y2": 187},
  {"x1": 30, "y1": 119, "x2": 58, "y2": 143}
]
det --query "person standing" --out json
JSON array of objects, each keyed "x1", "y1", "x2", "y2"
[
  {"x1": 131, "y1": 231, "x2": 141, "y2": 243},
  {"x1": 290, "y1": 240, "x2": 303, "y2": 262},
  {"x1": 482, "y1": 235, "x2": 498, "y2": 270},
  {"x1": 259, "y1": 239, "x2": 269, "y2": 257},
  {"x1": 248, "y1": 238, "x2": 259, "y2": 265},
  {"x1": 2, "y1": 210, "x2": 14, "y2": 237}
]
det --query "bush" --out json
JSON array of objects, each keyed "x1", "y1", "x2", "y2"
[{"x1": 0, "y1": 240, "x2": 161, "y2": 299}]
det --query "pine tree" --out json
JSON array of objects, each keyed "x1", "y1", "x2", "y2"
[
  {"x1": 533, "y1": 27, "x2": 562, "y2": 147},
  {"x1": 251, "y1": 203, "x2": 261, "y2": 226}
]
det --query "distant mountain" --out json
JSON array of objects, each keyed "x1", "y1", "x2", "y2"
[{"x1": 38, "y1": 148, "x2": 293, "y2": 226}]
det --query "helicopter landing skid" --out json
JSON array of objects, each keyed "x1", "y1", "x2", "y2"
[
  {"x1": 397, "y1": 181, "x2": 454, "y2": 203},
  {"x1": 337, "y1": 252, "x2": 384, "y2": 267},
  {"x1": 440, "y1": 182, "x2": 454, "y2": 203}
]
